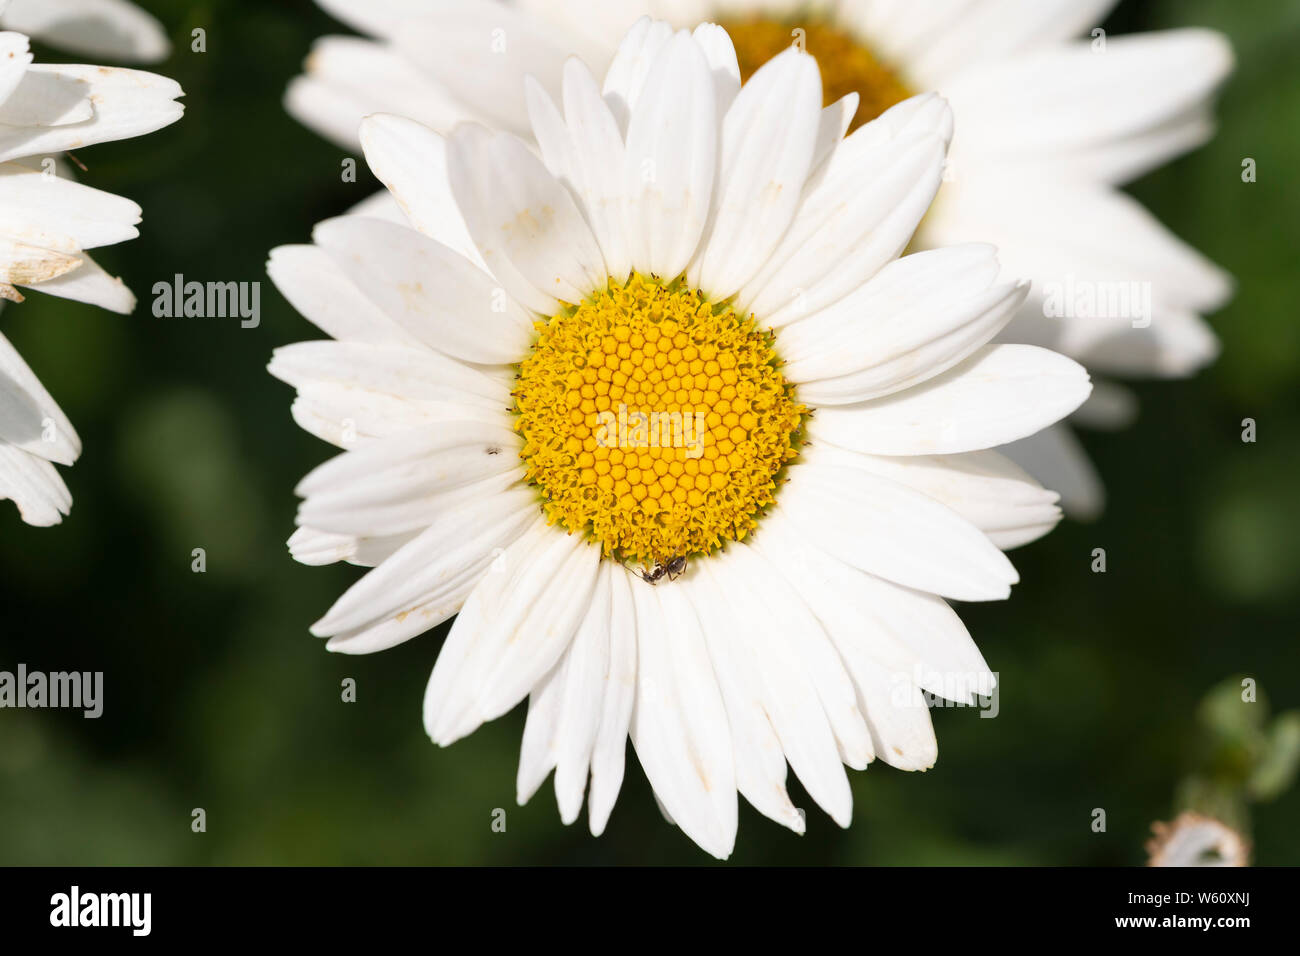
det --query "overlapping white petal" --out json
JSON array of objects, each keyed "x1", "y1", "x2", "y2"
[
  {"x1": 780, "y1": 244, "x2": 1028, "y2": 404},
  {"x1": 287, "y1": 36, "x2": 472, "y2": 152},
  {"x1": 629, "y1": 580, "x2": 737, "y2": 858},
  {"x1": 621, "y1": 29, "x2": 719, "y2": 281},
  {"x1": 686, "y1": 46, "x2": 822, "y2": 298},
  {"x1": 801, "y1": 442, "x2": 1061, "y2": 551},
  {"x1": 446, "y1": 123, "x2": 607, "y2": 314},
  {"x1": 739, "y1": 93, "x2": 953, "y2": 326},
  {"x1": 807, "y1": 344, "x2": 1091, "y2": 457}
]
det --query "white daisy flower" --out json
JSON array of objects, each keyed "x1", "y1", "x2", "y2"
[
  {"x1": 0, "y1": 0, "x2": 171, "y2": 63},
  {"x1": 270, "y1": 19, "x2": 1091, "y2": 857},
  {"x1": 288, "y1": 0, "x2": 1232, "y2": 518},
  {"x1": 0, "y1": 22, "x2": 183, "y2": 524}
]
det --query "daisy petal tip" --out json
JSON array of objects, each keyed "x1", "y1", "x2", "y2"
[
  {"x1": 521, "y1": 72, "x2": 549, "y2": 102},
  {"x1": 322, "y1": 635, "x2": 363, "y2": 655},
  {"x1": 704, "y1": 839, "x2": 734, "y2": 862},
  {"x1": 1186, "y1": 27, "x2": 1236, "y2": 78}
]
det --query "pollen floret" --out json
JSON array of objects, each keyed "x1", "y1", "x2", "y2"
[{"x1": 514, "y1": 274, "x2": 804, "y2": 564}]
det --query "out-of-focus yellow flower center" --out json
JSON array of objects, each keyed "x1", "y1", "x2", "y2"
[
  {"x1": 513, "y1": 274, "x2": 804, "y2": 566},
  {"x1": 722, "y1": 16, "x2": 912, "y2": 131}
]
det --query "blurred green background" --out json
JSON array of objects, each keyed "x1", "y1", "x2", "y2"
[{"x1": 1, "y1": 0, "x2": 1297, "y2": 865}]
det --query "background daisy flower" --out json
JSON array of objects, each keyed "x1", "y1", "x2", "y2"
[
  {"x1": 287, "y1": 0, "x2": 1232, "y2": 519},
  {"x1": 0, "y1": 20, "x2": 182, "y2": 524},
  {"x1": 270, "y1": 20, "x2": 1091, "y2": 857}
]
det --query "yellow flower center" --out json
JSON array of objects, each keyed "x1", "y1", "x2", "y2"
[
  {"x1": 721, "y1": 15, "x2": 912, "y2": 132},
  {"x1": 513, "y1": 274, "x2": 804, "y2": 566}
]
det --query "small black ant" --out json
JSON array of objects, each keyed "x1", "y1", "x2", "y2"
[{"x1": 627, "y1": 555, "x2": 688, "y2": 585}]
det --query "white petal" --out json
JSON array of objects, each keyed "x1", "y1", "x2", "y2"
[
  {"x1": 312, "y1": 0, "x2": 440, "y2": 38},
  {"x1": 762, "y1": 560, "x2": 951, "y2": 770},
  {"x1": 728, "y1": 542, "x2": 875, "y2": 770},
  {"x1": 754, "y1": 511, "x2": 996, "y2": 706},
  {"x1": 0, "y1": 161, "x2": 139, "y2": 251},
  {"x1": 516, "y1": 654, "x2": 567, "y2": 805},
  {"x1": 294, "y1": 422, "x2": 522, "y2": 536},
  {"x1": 0, "y1": 329, "x2": 78, "y2": 465},
  {"x1": 999, "y1": 422, "x2": 1104, "y2": 520},
  {"x1": 809, "y1": 93, "x2": 860, "y2": 175},
  {"x1": 286, "y1": 526, "x2": 357, "y2": 567},
  {"x1": 0, "y1": 440, "x2": 70, "y2": 525},
  {"x1": 8, "y1": 248, "x2": 133, "y2": 313},
  {"x1": 801, "y1": 442, "x2": 1061, "y2": 551},
  {"x1": 621, "y1": 29, "x2": 717, "y2": 281},
  {"x1": 740, "y1": 95, "x2": 951, "y2": 326},
  {"x1": 268, "y1": 340, "x2": 510, "y2": 410},
  {"x1": 687, "y1": 47, "x2": 822, "y2": 298},
  {"x1": 925, "y1": 177, "x2": 1232, "y2": 320},
  {"x1": 552, "y1": 570, "x2": 613, "y2": 823},
  {"x1": 0, "y1": 32, "x2": 34, "y2": 105},
  {"x1": 691, "y1": 22, "x2": 741, "y2": 118},
  {"x1": 887, "y1": 0, "x2": 1121, "y2": 86},
  {"x1": 424, "y1": 517, "x2": 552, "y2": 741},
  {"x1": 312, "y1": 215, "x2": 533, "y2": 365},
  {"x1": 0, "y1": 65, "x2": 93, "y2": 127},
  {"x1": 389, "y1": 1, "x2": 597, "y2": 137},
  {"x1": 629, "y1": 580, "x2": 737, "y2": 858},
  {"x1": 312, "y1": 484, "x2": 538, "y2": 642},
  {"x1": 357, "y1": 113, "x2": 484, "y2": 267},
  {"x1": 807, "y1": 344, "x2": 1092, "y2": 456},
  {"x1": 0, "y1": 236, "x2": 81, "y2": 287},
  {"x1": 682, "y1": 569, "x2": 805, "y2": 834},
  {"x1": 1059, "y1": 308, "x2": 1219, "y2": 379},
  {"x1": 290, "y1": 383, "x2": 508, "y2": 450},
  {"x1": 518, "y1": 0, "x2": 650, "y2": 55},
  {"x1": 435, "y1": 526, "x2": 600, "y2": 744},
  {"x1": 267, "y1": 245, "x2": 416, "y2": 347},
  {"x1": 533, "y1": 58, "x2": 633, "y2": 282},
  {"x1": 446, "y1": 124, "x2": 606, "y2": 313},
  {"x1": 342, "y1": 189, "x2": 406, "y2": 224},
  {"x1": 287, "y1": 526, "x2": 422, "y2": 569},
  {"x1": 777, "y1": 461, "x2": 1019, "y2": 601},
  {"x1": 849, "y1": 663, "x2": 939, "y2": 773},
  {"x1": 0, "y1": 64, "x2": 183, "y2": 164},
  {"x1": 287, "y1": 37, "x2": 471, "y2": 152},
  {"x1": 588, "y1": 565, "x2": 637, "y2": 836},
  {"x1": 601, "y1": 16, "x2": 675, "y2": 131},
  {"x1": 943, "y1": 30, "x2": 1233, "y2": 179},
  {"x1": 697, "y1": 552, "x2": 853, "y2": 827},
  {"x1": 1018, "y1": 105, "x2": 1220, "y2": 185},
  {"x1": 781, "y1": 245, "x2": 1027, "y2": 403}
]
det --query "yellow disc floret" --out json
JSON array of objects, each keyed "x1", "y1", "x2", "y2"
[
  {"x1": 513, "y1": 274, "x2": 804, "y2": 565},
  {"x1": 722, "y1": 16, "x2": 913, "y2": 132}
]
